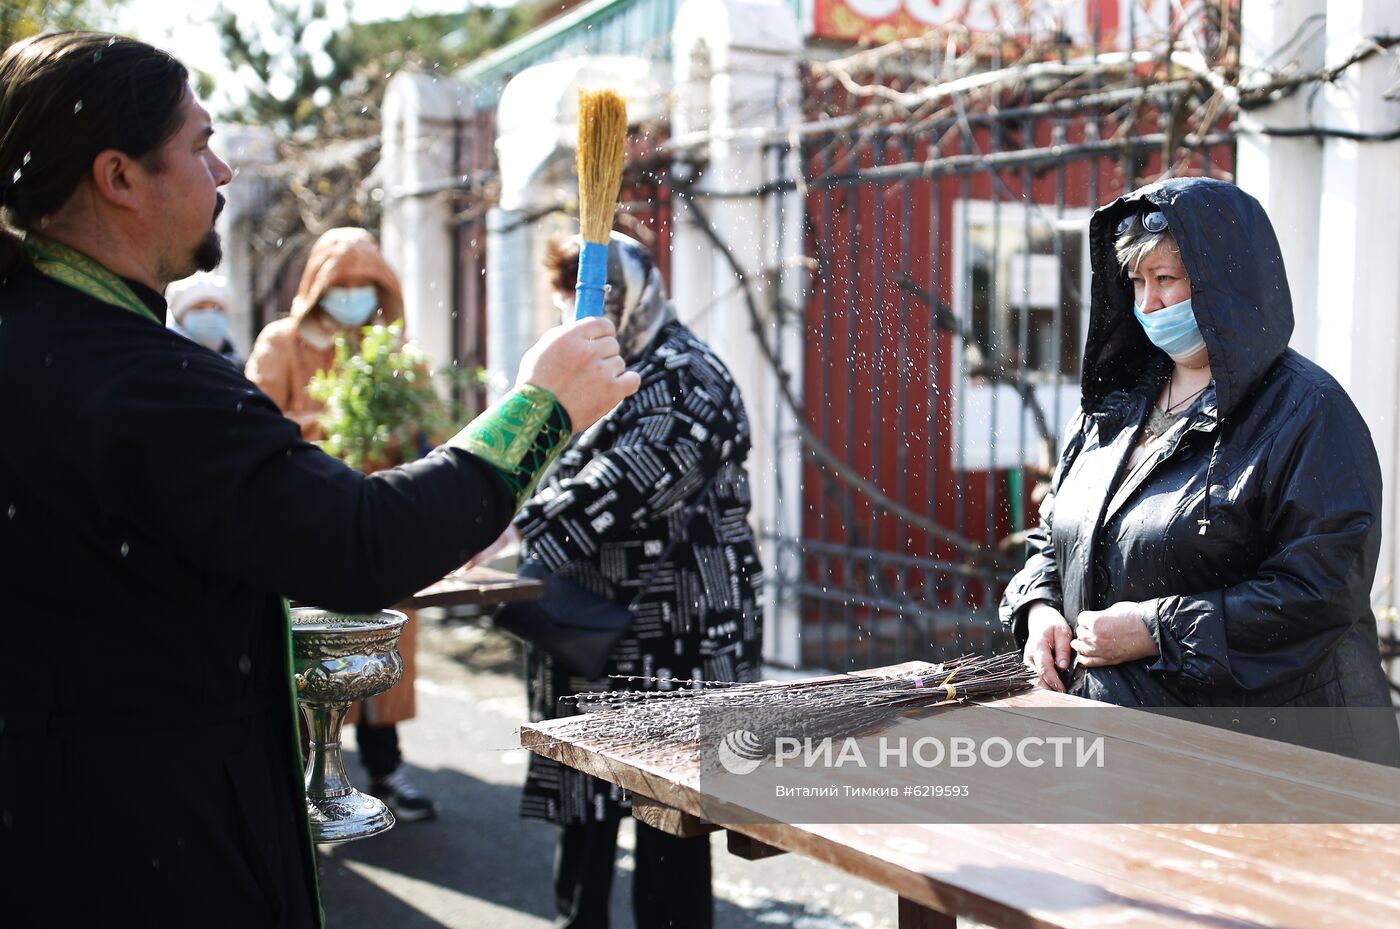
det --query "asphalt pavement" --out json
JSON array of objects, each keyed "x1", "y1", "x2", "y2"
[{"x1": 317, "y1": 609, "x2": 902, "y2": 929}]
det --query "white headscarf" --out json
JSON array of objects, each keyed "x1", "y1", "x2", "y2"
[{"x1": 165, "y1": 271, "x2": 230, "y2": 323}]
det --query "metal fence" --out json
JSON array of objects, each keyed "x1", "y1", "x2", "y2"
[{"x1": 759, "y1": 20, "x2": 1240, "y2": 669}]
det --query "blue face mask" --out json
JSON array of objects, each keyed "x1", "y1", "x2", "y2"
[
  {"x1": 180, "y1": 309, "x2": 229, "y2": 348},
  {"x1": 1133, "y1": 297, "x2": 1206, "y2": 363},
  {"x1": 320, "y1": 286, "x2": 379, "y2": 328}
]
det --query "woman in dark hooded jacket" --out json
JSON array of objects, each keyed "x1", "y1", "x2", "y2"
[{"x1": 1000, "y1": 177, "x2": 1398, "y2": 764}]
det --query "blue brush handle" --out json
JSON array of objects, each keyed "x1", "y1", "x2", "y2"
[{"x1": 575, "y1": 240, "x2": 608, "y2": 319}]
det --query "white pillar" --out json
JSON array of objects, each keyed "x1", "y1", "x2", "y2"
[
  {"x1": 1312, "y1": 0, "x2": 1400, "y2": 606},
  {"x1": 672, "y1": 0, "x2": 804, "y2": 667},
  {"x1": 1236, "y1": 0, "x2": 1327, "y2": 359},
  {"x1": 484, "y1": 206, "x2": 567, "y2": 398},
  {"x1": 381, "y1": 73, "x2": 472, "y2": 374}
]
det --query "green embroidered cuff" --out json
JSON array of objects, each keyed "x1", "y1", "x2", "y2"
[{"x1": 448, "y1": 384, "x2": 572, "y2": 510}]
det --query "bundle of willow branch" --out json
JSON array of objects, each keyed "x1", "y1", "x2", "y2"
[{"x1": 542, "y1": 652, "x2": 1034, "y2": 772}]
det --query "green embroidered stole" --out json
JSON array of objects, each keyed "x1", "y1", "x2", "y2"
[{"x1": 22, "y1": 233, "x2": 161, "y2": 323}]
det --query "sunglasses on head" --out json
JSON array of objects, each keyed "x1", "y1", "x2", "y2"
[{"x1": 1115, "y1": 210, "x2": 1168, "y2": 237}]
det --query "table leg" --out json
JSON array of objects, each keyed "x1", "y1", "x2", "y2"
[
  {"x1": 897, "y1": 896, "x2": 956, "y2": 929},
  {"x1": 726, "y1": 831, "x2": 787, "y2": 860},
  {"x1": 631, "y1": 796, "x2": 718, "y2": 838}
]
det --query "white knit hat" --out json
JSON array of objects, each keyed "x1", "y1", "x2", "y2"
[{"x1": 165, "y1": 271, "x2": 230, "y2": 322}]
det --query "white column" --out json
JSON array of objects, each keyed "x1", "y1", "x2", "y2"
[
  {"x1": 381, "y1": 73, "x2": 472, "y2": 374},
  {"x1": 672, "y1": 0, "x2": 804, "y2": 667},
  {"x1": 1312, "y1": 0, "x2": 1400, "y2": 606},
  {"x1": 484, "y1": 206, "x2": 567, "y2": 399},
  {"x1": 1236, "y1": 0, "x2": 1327, "y2": 358}
]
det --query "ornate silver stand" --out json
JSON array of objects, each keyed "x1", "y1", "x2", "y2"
[{"x1": 290, "y1": 608, "x2": 408, "y2": 845}]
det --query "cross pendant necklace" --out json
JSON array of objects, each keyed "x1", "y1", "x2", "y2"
[{"x1": 1145, "y1": 377, "x2": 1208, "y2": 440}]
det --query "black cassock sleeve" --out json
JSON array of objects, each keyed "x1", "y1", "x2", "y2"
[{"x1": 80, "y1": 348, "x2": 519, "y2": 612}]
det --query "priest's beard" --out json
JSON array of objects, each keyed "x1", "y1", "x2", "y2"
[
  {"x1": 192, "y1": 227, "x2": 222, "y2": 272},
  {"x1": 166, "y1": 194, "x2": 226, "y2": 280}
]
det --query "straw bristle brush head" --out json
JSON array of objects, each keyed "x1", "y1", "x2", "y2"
[{"x1": 575, "y1": 88, "x2": 627, "y2": 246}]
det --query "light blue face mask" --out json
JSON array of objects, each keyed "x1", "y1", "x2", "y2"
[
  {"x1": 1133, "y1": 297, "x2": 1206, "y2": 363},
  {"x1": 320, "y1": 286, "x2": 379, "y2": 328},
  {"x1": 181, "y1": 308, "x2": 230, "y2": 348}
]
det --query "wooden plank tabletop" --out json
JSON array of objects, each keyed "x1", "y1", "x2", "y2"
[
  {"x1": 520, "y1": 664, "x2": 1400, "y2": 929},
  {"x1": 397, "y1": 565, "x2": 543, "y2": 610}
]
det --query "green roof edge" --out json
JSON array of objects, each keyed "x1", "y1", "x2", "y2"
[{"x1": 460, "y1": 0, "x2": 645, "y2": 86}]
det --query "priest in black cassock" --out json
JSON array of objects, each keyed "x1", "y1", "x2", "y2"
[{"x1": 0, "y1": 32, "x2": 638, "y2": 929}]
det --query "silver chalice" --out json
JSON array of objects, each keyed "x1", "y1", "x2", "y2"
[{"x1": 290, "y1": 607, "x2": 408, "y2": 845}]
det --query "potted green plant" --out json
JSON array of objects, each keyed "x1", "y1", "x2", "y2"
[{"x1": 309, "y1": 321, "x2": 477, "y2": 471}]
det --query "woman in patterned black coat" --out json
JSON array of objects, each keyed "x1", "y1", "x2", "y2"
[{"x1": 515, "y1": 232, "x2": 764, "y2": 929}]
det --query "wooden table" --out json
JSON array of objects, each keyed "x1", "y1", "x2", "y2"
[
  {"x1": 521, "y1": 663, "x2": 1400, "y2": 929},
  {"x1": 396, "y1": 565, "x2": 543, "y2": 610}
]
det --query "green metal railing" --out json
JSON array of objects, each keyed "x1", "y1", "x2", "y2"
[{"x1": 460, "y1": 0, "x2": 803, "y2": 109}]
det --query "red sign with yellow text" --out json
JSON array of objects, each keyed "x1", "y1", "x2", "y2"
[{"x1": 811, "y1": 0, "x2": 1169, "y2": 47}]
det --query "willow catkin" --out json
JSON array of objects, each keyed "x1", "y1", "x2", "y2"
[{"x1": 576, "y1": 88, "x2": 627, "y2": 245}]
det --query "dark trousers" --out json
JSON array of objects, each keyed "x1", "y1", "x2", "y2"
[
  {"x1": 357, "y1": 719, "x2": 401, "y2": 781},
  {"x1": 554, "y1": 814, "x2": 713, "y2": 929}
]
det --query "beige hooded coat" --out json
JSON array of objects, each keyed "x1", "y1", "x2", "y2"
[
  {"x1": 246, "y1": 228, "x2": 406, "y2": 440},
  {"x1": 246, "y1": 228, "x2": 418, "y2": 725}
]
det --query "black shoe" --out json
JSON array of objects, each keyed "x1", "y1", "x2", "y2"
[{"x1": 370, "y1": 767, "x2": 438, "y2": 822}]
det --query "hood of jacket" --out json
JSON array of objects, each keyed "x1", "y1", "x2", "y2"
[
  {"x1": 290, "y1": 227, "x2": 405, "y2": 330},
  {"x1": 1082, "y1": 177, "x2": 1293, "y2": 422}
]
